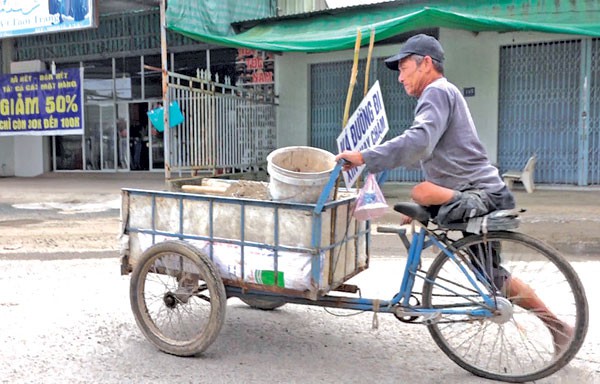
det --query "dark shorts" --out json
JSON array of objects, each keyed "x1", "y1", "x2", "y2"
[
  {"x1": 426, "y1": 185, "x2": 515, "y2": 291},
  {"x1": 467, "y1": 241, "x2": 510, "y2": 292},
  {"x1": 426, "y1": 184, "x2": 515, "y2": 226}
]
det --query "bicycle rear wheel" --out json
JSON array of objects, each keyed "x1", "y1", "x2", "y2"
[
  {"x1": 130, "y1": 240, "x2": 227, "y2": 356},
  {"x1": 422, "y1": 231, "x2": 588, "y2": 382}
]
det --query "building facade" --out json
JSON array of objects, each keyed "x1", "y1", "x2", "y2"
[
  {"x1": 1, "y1": 1, "x2": 598, "y2": 187},
  {"x1": 275, "y1": 28, "x2": 600, "y2": 185},
  {"x1": 0, "y1": 6, "x2": 238, "y2": 176}
]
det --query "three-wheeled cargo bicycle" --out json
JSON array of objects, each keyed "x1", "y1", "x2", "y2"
[{"x1": 120, "y1": 162, "x2": 588, "y2": 383}]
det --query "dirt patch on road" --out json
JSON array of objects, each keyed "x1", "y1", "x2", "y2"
[{"x1": 0, "y1": 217, "x2": 120, "y2": 255}]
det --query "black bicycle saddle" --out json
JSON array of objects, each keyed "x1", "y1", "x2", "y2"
[{"x1": 393, "y1": 202, "x2": 431, "y2": 223}]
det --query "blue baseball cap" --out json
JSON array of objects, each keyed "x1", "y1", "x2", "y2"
[{"x1": 384, "y1": 34, "x2": 445, "y2": 70}]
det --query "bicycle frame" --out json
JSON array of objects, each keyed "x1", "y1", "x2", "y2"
[{"x1": 229, "y1": 225, "x2": 498, "y2": 320}]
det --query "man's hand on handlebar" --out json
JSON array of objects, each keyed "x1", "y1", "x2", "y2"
[{"x1": 335, "y1": 151, "x2": 365, "y2": 171}]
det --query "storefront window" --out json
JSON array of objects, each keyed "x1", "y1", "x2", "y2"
[
  {"x1": 172, "y1": 49, "x2": 237, "y2": 82},
  {"x1": 83, "y1": 59, "x2": 114, "y2": 101},
  {"x1": 115, "y1": 56, "x2": 142, "y2": 100},
  {"x1": 51, "y1": 48, "x2": 238, "y2": 172},
  {"x1": 54, "y1": 135, "x2": 83, "y2": 170},
  {"x1": 117, "y1": 103, "x2": 129, "y2": 170},
  {"x1": 84, "y1": 104, "x2": 116, "y2": 170},
  {"x1": 173, "y1": 50, "x2": 207, "y2": 78},
  {"x1": 143, "y1": 55, "x2": 162, "y2": 99}
]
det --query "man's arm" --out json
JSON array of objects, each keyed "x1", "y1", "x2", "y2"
[{"x1": 359, "y1": 86, "x2": 452, "y2": 174}]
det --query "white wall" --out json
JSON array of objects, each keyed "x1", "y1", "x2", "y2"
[
  {"x1": 0, "y1": 39, "x2": 15, "y2": 177},
  {"x1": 275, "y1": 28, "x2": 580, "y2": 163},
  {"x1": 440, "y1": 30, "x2": 501, "y2": 161},
  {"x1": 8, "y1": 60, "x2": 51, "y2": 177},
  {"x1": 0, "y1": 134, "x2": 49, "y2": 177},
  {"x1": 0, "y1": 137, "x2": 15, "y2": 176},
  {"x1": 440, "y1": 29, "x2": 578, "y2": 162},
  {"x1": 13, "y1": 136, "x2": 51, "y2": 177}
]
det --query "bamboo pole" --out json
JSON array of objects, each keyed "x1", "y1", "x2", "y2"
[
  {"x1": 349, "y1": 29, "x2": 377, "y2": 265},
  {"x1": 333, "y1": 29, "x2": 362, "y2": 202},
  {"x1": 355, "y1": 29, "x2": 376, "y2": 190},
  {"x1": 160, "y1": 0, "x2": 170, "y2": 182},
  {"x1": 342, "y1": 29, "x2": 362, "y2": 128},
  {"x1": 364, "y1": 29, "x2": 375, "y2": 97},
  {"x1": 329, "y1": 30, "x2": 363, "y2": 282}
]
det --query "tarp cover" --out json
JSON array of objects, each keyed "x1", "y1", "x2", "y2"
[{"x1": 166, "y1": 0, "x2": 600, "y2": 52}]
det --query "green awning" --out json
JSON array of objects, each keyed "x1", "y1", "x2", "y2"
[{"x1": 166, "y1": 0, "x2": 600, "y2": 52}]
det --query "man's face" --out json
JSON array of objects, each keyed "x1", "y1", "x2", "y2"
[{"x1": 397, "y1": 56, "x2": 426, "y2": 97}]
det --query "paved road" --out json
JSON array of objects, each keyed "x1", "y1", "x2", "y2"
[
  {"x1": 0, "y1": 256, "x2": 599, "y2": 384},
  {"x1": 0, "y1": 173, "x2": 599, "y2": 383}
]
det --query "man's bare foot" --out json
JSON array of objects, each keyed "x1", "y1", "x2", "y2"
[{"x1": 400, "y1": 214, "x2": 412, "y2": 225}]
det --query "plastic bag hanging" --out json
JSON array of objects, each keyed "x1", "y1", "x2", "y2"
[
  {"x1": 147, "y1": 101, "x2": 185, "y2": 132},
  {"x1": 353, "y1": 173, "x2": 388, "y2": 221}
]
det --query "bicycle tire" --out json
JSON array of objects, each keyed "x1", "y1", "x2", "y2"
[
  {"x1": 239, "y1": 296, "x2": 286, "y2": 310},
  {"x1": 422, "y1": 231, "x2": 588, "y2": 382},
  {"x1": 130, "y1": 240, "x2": 227, "y2": 357}
]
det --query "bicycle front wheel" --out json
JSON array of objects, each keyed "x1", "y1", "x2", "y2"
[{"x1": 422, "y1": 231, "x2": 588, "y2": 383}]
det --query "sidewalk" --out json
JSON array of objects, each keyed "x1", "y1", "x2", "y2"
[
  {"x1": 1, "y1": 172, "x2": 599, "y2": 255},
  {"x1": 1, "y1": 171, "x2": 598, "y2": 207},
  {"x1": 0, "y1": 172, "x2": 167, "y2": 203},
  {"x1": 379, "y1": 182, "x2": 600, "y2": 256},
  {"x1": 381, "y1": 182, "x2": 600, "y2": 219}
]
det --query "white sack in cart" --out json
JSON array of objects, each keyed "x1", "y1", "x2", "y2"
[{"x1": 138, "y1": 234, "x2": 317, "y2": 291}]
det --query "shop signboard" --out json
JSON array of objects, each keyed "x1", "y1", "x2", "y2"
[
  {"x1": 0, "y1": 0, "x2": 97, "y2": 38},
  {"x1": 336, "y1": 80, "x2": 389, "y2": 189},
  {"x1": 0, "y1": 68, "x2": 84, "y2": 136},
  {"x1": 236, "y1": 48, "x2": 274, "y2": 94}
]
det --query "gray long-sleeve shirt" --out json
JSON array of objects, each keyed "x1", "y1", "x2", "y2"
[{"x1": 361, "y1": 77, "x2": 505, "y2": 193}]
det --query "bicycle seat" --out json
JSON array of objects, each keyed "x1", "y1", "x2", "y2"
[{"x1": 393, "y1": 202, "x2": 431, "y2": 223}]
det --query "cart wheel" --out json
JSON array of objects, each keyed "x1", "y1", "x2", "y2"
[
  {"x1": 239, "y1": 296, "x2": 286, "y2": 310},
  {"x1": 130, "y1": 240, "x2": 226, "y2": 356}
]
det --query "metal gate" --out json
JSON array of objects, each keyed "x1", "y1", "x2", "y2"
[
  {"x1": 167, "y1": 70, "x2": 276, "y2": 179},
  {"x1": 589, "y1": 39, "x2": 600, "y2": 184},
  {"x1": 498, "y1": 38, "x2": 600, "y2": 185},
  {"x1": 310, "y1": 57, "x2": 419, "y2": 182}
]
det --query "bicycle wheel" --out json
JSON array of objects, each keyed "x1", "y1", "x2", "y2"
[
  {"x1": 130, "y1": 240, "x2": 227, "y2": 356},
  {"x1": 422, "y1": 231, "x2": 588, "y2": 382},
  {"x1": 239, "y1": 296, "x2": 286, "y2": 310}
]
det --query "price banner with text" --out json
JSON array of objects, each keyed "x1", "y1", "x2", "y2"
[{"x1": 0, "y1": 68, "x2": 84, "y2": 136}]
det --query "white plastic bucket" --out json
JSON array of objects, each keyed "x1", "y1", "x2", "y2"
[{"x1": 266, "y1": 146, "x2": 336, "y2": 203}]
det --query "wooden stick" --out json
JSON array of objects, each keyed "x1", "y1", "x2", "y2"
[
  {"x1": 354, "y1": 29, "x2": 376, "y2": 191},
  {"x1": 364, "y1": 29, "x2": 376, "y2": 97},
  {"x1": 181, "y1": 185, "x2": 229, "y2": 195},
  {"x1": 331, "y1": 30, "x2": 366, "y2": 279},
  {"x1": 342, "y1": 29, "x2": 362, "y2": 128},
  {"x1": 334, "y1": 30, "x2": 362, "y2": 200}
]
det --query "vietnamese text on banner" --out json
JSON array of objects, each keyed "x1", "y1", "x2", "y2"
[
  {"x1": 0, "y1": 68, "x2": 84, "y2": 137},
  {"x1": 336, "y1": 80, "x2": 389, "y2": 189}
]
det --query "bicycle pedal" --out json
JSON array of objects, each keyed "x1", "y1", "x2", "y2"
[
  {"x1": 394, "y1": 307, "x2": 441, "y2": 323},
  {"x1": 331, "y1": 283, "x2": 359, "y2": 294},
  {"x1": 421, "y1": 312, "x2": 442, "y2": 325},
  {"x1": 376, "y1": 225, "x2": 406, "y2": 235}
]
